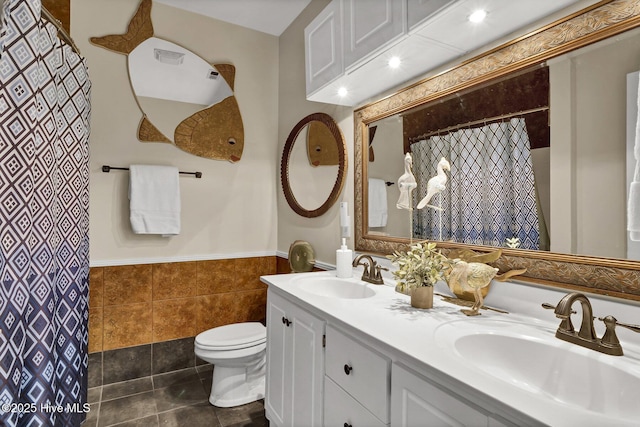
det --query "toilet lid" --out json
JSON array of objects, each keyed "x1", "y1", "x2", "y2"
[{"x1": 196, "y1": 322, "x2": 266, "y2": 350}]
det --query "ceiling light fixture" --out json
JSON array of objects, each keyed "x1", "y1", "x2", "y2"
[
  {"x1": 388, "y1": 56, "x2": 401, "y2": 69},
  {"x1": 468, "y1": 9, "x2": 487, "y2": 23},
  {"x1": 337, "y1": 87, "x2": 348, "y2": 97}
]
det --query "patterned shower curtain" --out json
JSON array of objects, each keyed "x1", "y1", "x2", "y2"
[
  {"x1": 412, "y1": 118, "x2": 540, "y2": 250},
  {"x1": 0, "y1": 1, "x2": 91, "y2": 426}
]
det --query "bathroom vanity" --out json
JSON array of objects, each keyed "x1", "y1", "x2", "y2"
[{"x1": 261, "y1": 270, "x2": 640, "y2": 427}]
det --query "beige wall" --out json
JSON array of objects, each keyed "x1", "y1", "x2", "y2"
[
  {"x1": 277, "y1": 0, "x2": 354, "y2": 266},
  {"x1": 549, "y1": 28, "x2": 640, "y2": 258},
  {"x1": 367, "y1": 117, "x2": 408, "y2": 238},
  {"x1": 72, "y1": 0, "x2": 279, "y2": 265}
]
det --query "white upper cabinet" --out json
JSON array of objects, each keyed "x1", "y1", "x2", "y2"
[
  {"x1": 342, "y1": 0, "x2": 406, "y2": 70},
  {"x1": 305, "y1": 0, "x2": 587, "y2": 106},
  {"x1": 407, "y1": 0, "x2": 456, "y2": 31},
  {"x1": 304, "y1": 0, "x2": 343, "y2": 96}
]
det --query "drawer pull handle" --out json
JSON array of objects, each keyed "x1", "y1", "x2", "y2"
[
  {"x1": 344, "y1": 364, "x2": 353, "y2": 375},
  {"x1": 281, "y1": 317, "x2": 292, "y2": 327},
  {"x1": 344, "y1": 423, "x2": 352, "y2": 427}
]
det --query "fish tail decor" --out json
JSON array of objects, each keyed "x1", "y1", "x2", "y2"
[
  {"x1": 89, "y1": 0, "x2": 245, "y2": 162},
  {"x1": 89, "y1": 0, "x2": 153, "y2": 54},
  {"x1": 138, "y1": 116, "x2": 172, "y2": 144},
  {"x1": 214, "y1": 64, "x2": 236, "y2": 90}
]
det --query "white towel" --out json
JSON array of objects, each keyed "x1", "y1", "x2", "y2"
[
  {"x1": 368, "y1": 178, "x2": 388, "y2": 227},
  {"x1": 129, "y1": 164, "x2": 181, "y2": 236}
]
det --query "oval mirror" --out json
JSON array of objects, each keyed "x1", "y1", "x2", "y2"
[{"x1": 281, "y1": 113, "x2": 347, "y2": 218}]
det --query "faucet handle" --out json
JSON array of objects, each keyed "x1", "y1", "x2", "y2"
[
  {"x1": 541, "y1": 303, "x2": 576, "y2": 314},
  {"x1": 598, "y1": 316, "x2": 640, "y2": 333},
  {"x1": 374, "y1": 265, "x2": 388, "y2": 279}
]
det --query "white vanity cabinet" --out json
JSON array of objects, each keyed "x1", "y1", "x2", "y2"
[
  {"x1": 265, "y1": 290, "x2": 325, "y2": 427},
  {"x1": 391, "y1": 363, "x2": 516, "y2": 427},
  {"x1": 324, "y1": 325, "x2": 391, "y2": 426}
]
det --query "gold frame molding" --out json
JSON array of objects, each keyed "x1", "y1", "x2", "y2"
[
  {"x1": 354, "y1": 0, "x2": 640, "y2": 301},
  {"x1": 282, "y1": 113, "x2": 348, "y2": 218}
]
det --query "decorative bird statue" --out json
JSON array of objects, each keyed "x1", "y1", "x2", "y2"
[
  {"x1": 443, "y1": 248, "x2": 527, "y2": 316},
  {"x1": 396, "y1": 153, "x2": 417, "y2": 210},
  {"x1": 417, "y1": 157, "x2": 451, "y2": 210},
  {"x1": 445, "y1": 261, "x2": 499, "y2": 316}
]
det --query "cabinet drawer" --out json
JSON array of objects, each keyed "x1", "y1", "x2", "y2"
[
  {"x1": 325, "y1": 325, "x2": 390, "y2": 423},
  {"x1": 324, "y1": 376, "x2": 387, "y2": 427}
]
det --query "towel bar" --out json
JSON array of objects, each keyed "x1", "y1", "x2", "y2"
[{"x1": 102, "y1": 165, "x2": 202, "y2": 178}]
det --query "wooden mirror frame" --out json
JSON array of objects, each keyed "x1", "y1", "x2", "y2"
[
  {"x1": 282, "y1": 113, "x2": 347, "y2": 218},
  {"x1": 355, "y1": 0, "x2": 640, "y2": 301}
]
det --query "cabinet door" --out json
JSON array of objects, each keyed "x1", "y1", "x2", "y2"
[
  {"x1": 305, "y1": 0, "x2": 343, "y2": 95},
  {"x1": 265, "y1": 292, "x2": 290, "y2": 426},
  {"x1": 289, "y1": 303, "x2": 325, "y2": 427},
  {"x1": 407, "y1": 0, "x2": 455, "y2": 31},
  {"x1": 265, "y1": 290, "x2": 325, "y2": 427},
  {"x1": 342, "y1": 0, "x2": 406, "y2": 70},
  {"x1": 391, "y1": 363, "x2": 489, "y2": 427}
]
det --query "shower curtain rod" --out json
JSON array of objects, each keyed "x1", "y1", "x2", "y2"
[
  {"x1": 409, "y1": 106, "x2": 549, "y2": 143},
  {"x1": 102, "y1": 165, "x2": 203, "y2": 178},
  {"x1": 41, "y1": 6, "x2": 81, "y2": 56}
]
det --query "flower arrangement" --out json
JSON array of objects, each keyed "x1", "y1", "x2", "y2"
[{"x1": 386, "y1": 242, "x2": 451, "y2": 293}]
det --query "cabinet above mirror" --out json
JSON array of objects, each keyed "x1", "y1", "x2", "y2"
[{"x1": 304, "y1": 0, "x2": 595, "y2": 106}]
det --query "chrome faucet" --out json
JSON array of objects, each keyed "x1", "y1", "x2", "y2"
[
  {"x1": 352, "y1": 254, "x2": 388, "y2": 284},
  {"x1": 543, "y1": 292, "x2": 640, "y2": 356}
]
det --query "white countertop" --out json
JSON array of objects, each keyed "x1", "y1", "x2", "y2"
[{"x1": 261, "y1": 269, "x2": 640, "y2": 427}]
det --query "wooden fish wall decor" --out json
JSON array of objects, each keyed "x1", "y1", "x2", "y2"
[
  {"x1": 90, "y1": 0, "x2": 244, "y2": 162},
  {"x1": 307, "y1": 121, "x2": 339, "y2": 166}
]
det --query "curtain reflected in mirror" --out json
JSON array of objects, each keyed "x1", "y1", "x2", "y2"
[
  {"x1": 410, "y1": 118, "x2": 549, "y2": 251},
  {"x1": 368, "y1": 66, "x2": 551, "y2": 250}
]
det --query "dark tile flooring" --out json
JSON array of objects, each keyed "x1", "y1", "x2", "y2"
[{"x1": 82, "y1": 365, "x2": 268, "y2": 427}]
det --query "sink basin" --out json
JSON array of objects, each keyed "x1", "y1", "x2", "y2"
[
  {"x1": 436, "y1": 320, "x2": 640, "y2": 420},
  {"x1": 294, "y1": 276, "x2": 376, "y2": 299}
]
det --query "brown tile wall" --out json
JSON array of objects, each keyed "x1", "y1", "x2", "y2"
[{"x1": 89, "y1": 256, "x2": 276, "y2": 353}]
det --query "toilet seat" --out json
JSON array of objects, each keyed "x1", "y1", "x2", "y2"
[{"x1": 195, "y1": 322, "x2": 266, "y2": 351}]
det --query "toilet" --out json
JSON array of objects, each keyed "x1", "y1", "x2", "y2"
[{"x1": 194, "y1": 322, "x2": 266, "y2": 407}]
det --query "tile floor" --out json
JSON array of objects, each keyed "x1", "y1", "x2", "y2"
[{"x1": 82, "y1": 365, "x2": 268, "y2": 427}]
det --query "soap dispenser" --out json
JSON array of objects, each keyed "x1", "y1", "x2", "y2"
[{"x1": 336, "y1": 238, "x2": 353, "y2": 278}]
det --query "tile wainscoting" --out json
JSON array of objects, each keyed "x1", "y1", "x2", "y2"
[{"x1": 88, "y1": 255, "x2": 299, "y2": 388}]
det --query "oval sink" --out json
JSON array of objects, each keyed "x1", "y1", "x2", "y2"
[
  {"x1": 295, "y1": 276, "x2": 375, "y2": 299},
  {"x1": 436, "y1": 320, "x2": 640, "y2": 420}
]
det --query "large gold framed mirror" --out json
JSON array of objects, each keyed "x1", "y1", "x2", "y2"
[
  {"x1": 355, "y1": 0, "x2": 640, "y2": 301},
  {"x1": 282, "y1": 113, "x2": 347, "y2": 218}
]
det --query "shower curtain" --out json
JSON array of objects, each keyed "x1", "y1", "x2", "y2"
[
  {"x1": 412, "y1": 118, "x2": 540, "y2": 250},
  {"x1": 0, "y1": 1, "x2": 91, "y2": 426}
]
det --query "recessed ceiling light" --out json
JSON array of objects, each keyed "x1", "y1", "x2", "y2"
[
  {"x1": 337, "y1": 87, "x2": 348, "y2": 97},
  {"x1": 388, "y1": 56, "x2": 401, "y2": 69},
  {"x1": 469, "y1": 9, "x2": 487, "y2": 23}
]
